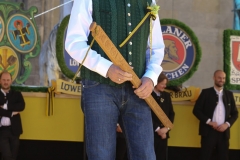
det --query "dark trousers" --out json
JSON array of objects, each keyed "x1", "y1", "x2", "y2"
[
  {"x1": 116, "y1": 134, "x2": 127, "y2": 160},
  {"x1": 0, "y1": 127, "x2": 20, "y2": 160},
  {"x1": 200, "y1": 129, "x2": 229, "y2": 160},
  {"x1": 154, "y1": 135, "x2": 168, "y2": 160}
]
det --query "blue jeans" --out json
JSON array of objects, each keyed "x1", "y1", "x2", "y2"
[{"x1": 81, "y1": 79, "x2": 156, "y2": 160}]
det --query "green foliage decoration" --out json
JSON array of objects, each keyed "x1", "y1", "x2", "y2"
[{"x1": 223, "y1": 29, "x2": 240, "y2": 90}]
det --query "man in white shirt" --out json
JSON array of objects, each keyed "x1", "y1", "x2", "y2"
[
  {"x1": 65, "y1": 0, "x2": 165, "y2": 159},
  {"x1": 0, "y1": 71, "x2": 25, "y2": 160},
  {"x1": 193, "y1": 70, "x2": 238, "y2": 160}
]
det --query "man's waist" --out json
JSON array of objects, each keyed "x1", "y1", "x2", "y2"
[
  {"x1": 82, "y1": 78, "x2": 133, "y2": 89},
  {"x1": 0, "y1": 125, "x2": 11, "y2": 129}
]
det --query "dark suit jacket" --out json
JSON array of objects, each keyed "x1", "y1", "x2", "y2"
[
  {"x1": 193, "y1": 87, "x2": 238, "y2": 139},
  {"x1": 0, "y1": 90, "x2": 25, "y2": 136},
  {"x1": 151, "y1": 91, "x2": 175, "y2": 138}
]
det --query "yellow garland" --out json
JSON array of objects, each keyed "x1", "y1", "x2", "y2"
[{"x1": 119, "y1": 3, "x2": 160, "y2": 61}]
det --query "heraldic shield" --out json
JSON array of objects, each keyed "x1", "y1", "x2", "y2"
[{"x1": 0, "y1": 0, "x2": 40, "y2": 84}]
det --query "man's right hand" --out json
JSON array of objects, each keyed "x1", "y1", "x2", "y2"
[
  {"x1": 107, "y1": 64, "x2": 132, "y2": 84},
  {"x1": 12, "y1": 112, "x2": 19, "y2": 116}
]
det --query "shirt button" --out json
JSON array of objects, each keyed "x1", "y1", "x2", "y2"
[
  {"x1": 128, "y1": 22, "x2": 131, "y2": 26},
  {"x1": 129, "y1": 52, "x2": 132, "y2": 55},
  {"x1": 129, "y1": 42, "x2": 132, "y2": 45},
  {"x1": 127, "y1": 3, "x2": 131, "y2": 7},
  {"x1": 129, "y1": 62, "x2": 132, "y2": 65},
  {"x1": 128, "y1": 13, "x2": 131, "y2": 16}
]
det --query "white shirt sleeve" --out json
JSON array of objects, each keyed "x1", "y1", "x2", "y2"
[
  {"x1": 144, "y1": 0, "x2": 164, "y2": 87},
  {"x1": 144, "y1": 14, "x2": 164, "y2": 86},
  {"x1": 65, "y1": 0, "x2": 112, "y2": 78}
]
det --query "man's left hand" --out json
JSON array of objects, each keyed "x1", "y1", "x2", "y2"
[
  {"x1": 116, "y1": 125, "x2": 123, "y2": 133},
  {"x1": 216, "y1": 123, "x2": 229, "y2": 132},
  {"x1": 134, "y1": 77, "x2": 153, "y2": 99}
]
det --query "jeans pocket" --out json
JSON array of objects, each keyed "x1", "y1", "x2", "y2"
[
  {"x1": 81, "y1": 80, "x2": 100, "y2": 113},
  {"x1": 82, "y1": 79, "x2": 100, "y2": 89}
]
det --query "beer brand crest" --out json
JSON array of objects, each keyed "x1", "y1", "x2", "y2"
[{"x1": 161, "y1": 19, "x2": 201, "y2": 86}]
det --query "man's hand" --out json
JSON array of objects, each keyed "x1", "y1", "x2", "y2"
[
  {"x1": 107, "y1": 64, "x2": 132, "y2": 84},
  {"x1": 134, "y1": 77, "x2": 154, "y2": 99},
  {"x1": 160, "y1": 133, "x2": 167, "y2": 139},
  {"x1": 116, "y1": 125, "x2": 123, "y2": 133},
  {"x1": 216, "y1": 123, "x2": 229, "y2": 132},
  {"x1": 208, "y1": 121, "x2": 218, "y2": 130},
  {"x1": 156, "y1": 127, "x2": 168, "y2": 139},
  {"x1": 12, "y1": 112, "x2": 19, "y2": 116}
]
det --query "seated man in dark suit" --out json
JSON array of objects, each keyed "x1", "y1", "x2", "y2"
[
  {"x1": 193, "y1": 70, "x2": 238, "y2": 160},
  {"x1": 0, "y1": 71, "x2": 25, "y2": 160}
]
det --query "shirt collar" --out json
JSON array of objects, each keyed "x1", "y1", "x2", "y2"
[
  {"x1": 214, "y1": 87, "x2": 223, "y2": 95},
  {"x1": 1, "y1": 89, "x2": 6, "y2": 96},
  {"x1": 153, "y1": 89, "x2": 161, "y2": 96}
]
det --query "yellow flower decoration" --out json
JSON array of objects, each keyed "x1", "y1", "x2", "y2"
[{"x1": 147, "y1": 3, "x2": 160, "y2": 20}]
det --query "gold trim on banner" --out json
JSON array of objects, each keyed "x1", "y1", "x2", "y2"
[
  {"x1": 46, "y1": 80, "x2": 81, "y2": 116},
  {"x1": 233, "y1": 93, "x2": 240, "y2": 105},
  {"x1": 165, "y1": 86, "x2": 201, "y2": 102},
  {"x1": 46, "y1": 86, "x2": 55, "y2": 116},
  {"x1": 53, "y1": 79, "x2": 81, "y2": 96}
]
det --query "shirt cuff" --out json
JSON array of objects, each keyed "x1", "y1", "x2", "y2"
[
  {"x1": 96, "y1": 58, "x2": 113, "y2": 78},
  {"x1": 155, "y1": 127, "x2": 160, "y2": 132},
  {"x1": 206, "y1": 119, "x2": 211, "y2": 124},
  {"x1": 225, "y1": 122, "x2": 230, "y2": 127},
  {"x1": 143, "y1": 71, "x2": 158, "y2": 87}
]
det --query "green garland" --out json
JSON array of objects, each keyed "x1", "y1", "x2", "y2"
[
  {"x1": 56, "y1": 15, "x2": 77, "y2": 79},
  {"x1": 223, "y1": 29, "x2": 240, "y2": 90},
  {"x1": 160, "y1": 19, "x2": 202, "y2": 86},
  {"x1": 10, "y1": 85, "x2": 48, "y2": 92}
]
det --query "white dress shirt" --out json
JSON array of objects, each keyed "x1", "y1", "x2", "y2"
[
  {"x1": 65, "y1": 0, "x2": 165, "y2": 86},
  {"x1": 212, "y1": 88, "x2": 225, "y2": 126}
]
